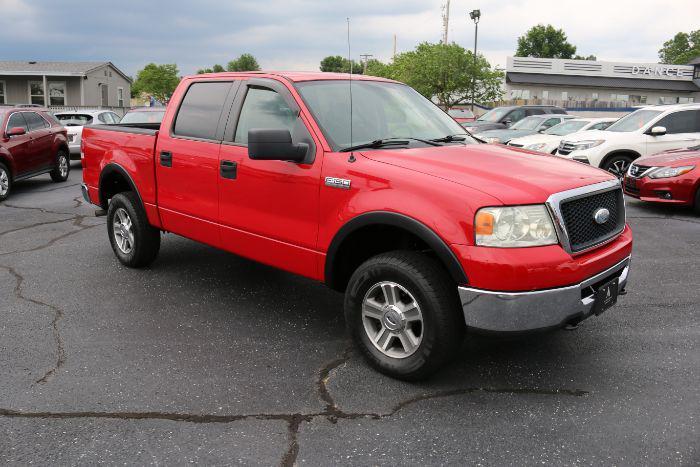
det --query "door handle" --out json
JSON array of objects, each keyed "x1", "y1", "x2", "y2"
[
  {"x1": 160, "y1": 151, "x2": 172, "y2": 167},
  {"x1": 220, "y1": 160, "x2": 237, "y2": 179}
]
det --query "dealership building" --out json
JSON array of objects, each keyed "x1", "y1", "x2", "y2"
[{"x1": 504, "y1": 56, "x2": 700, "y2": 109}]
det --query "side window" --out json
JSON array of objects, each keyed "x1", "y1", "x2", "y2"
[
  {"x1": 24, "y1": 112, "x2": 49, "y2": 131},
  {"x1": 654, "y1": 110, "x2": 700, "y2": 134},
  {"x1": 7, "y1": 113, "x2": 28, "y2": 132},
  {"x1": 541, "y1": 118, "x2": 560, "y2": 129},
  {"x1": 506, "y1": 109, "x2": 526, "y2": 123},
  {"x1": 172, "y1": 81, "x2": 231, "y2": 140},
  {"x1": 98, "y1": 113, "x2": 110, "y2": 123},
  {"x1": 234, "y1": 87, "x2": 297, "y2": 144},
  {"x1": 591, "y1": 121, "x2": 612, "y2": 130},
  {"x1": 110, "y1": 112, "x2": 121, "y2": 123}
]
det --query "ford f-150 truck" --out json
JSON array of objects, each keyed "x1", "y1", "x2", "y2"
[{"x1": 81, "y1": 72, "x2": 633, "y2": 380}]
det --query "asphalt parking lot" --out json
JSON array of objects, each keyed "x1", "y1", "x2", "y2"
[{"x1": 0, "y1": 164, "x2": 698, "y2": 465}]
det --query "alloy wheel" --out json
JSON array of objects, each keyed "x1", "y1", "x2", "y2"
[
  {"x1": 0, "y1": 168, "x2": 8, "y2": 196},
  {"x1": 113, "y1": 208, "x2": 135, "y2": 254},
  {"x1": 58, "y1": 154, "x2": 69, "y2": 178},
  {"x1": 362, "y1": 281, "x2": 424, "y2": 359},
  {"x1": 607, "y1": 159, "x2": 630, "y2": 178}
]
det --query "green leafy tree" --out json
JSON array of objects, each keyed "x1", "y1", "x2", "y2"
[
  {"x1": 516, "y1": 24, "x2": 577, "y2": 59},
  {"x1": 227, "y1": 53, "x2": 261, "y2": 72},
  {"x1": 391, "y1": 42, "x2": 503, "y2": 108},
  {"x1": 319, "y1": 55, "x2": 362, "y2": 74},
  {"x1": 132, "y1": 63, "x2": 180, "y2": 103},
  {"x1": 659, "y1": 30, "x2": 700, "y2": 64},
  {"x1": 364, "y1": 59, "x2": 394, "y2": 79},
  {"x1": 574, "y1": 54, "x2": 597, "y2": 61}
]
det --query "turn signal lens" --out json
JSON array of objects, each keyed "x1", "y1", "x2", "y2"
[
  {"x1": 475, "y1": 211, "x2": 494, "y2": 235},
  {"x1": 475, "y1": 205, "x2": 558, "y2": 247}
]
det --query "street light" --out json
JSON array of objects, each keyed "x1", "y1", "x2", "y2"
[{"x1": 469, "y1": 9, "x2": 481, "y2": 112}]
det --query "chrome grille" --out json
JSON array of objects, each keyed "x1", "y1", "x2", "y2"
[
  {"x1": 557, "y1": 141, "x2": 576, "y2": 155},
  {"x1": 628, "y1": 163, "x2": 654, "y2": 178}
]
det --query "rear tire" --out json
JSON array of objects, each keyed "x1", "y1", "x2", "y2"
[
  {"x1": 50, "y1": 149, "x2": 70, "y2": 182},
  {"x1": 0, "y1": 162, "x2": 11, "y2": 201},
  {"x1": 107, "y1": 192, "x2": 161, "y2": 268},
  {"x1": 602, "y1": 154, "x2": 634, "y2": 178},
  {"x1": 344, "y1": 251, "x2": 464, "y2": 381}
]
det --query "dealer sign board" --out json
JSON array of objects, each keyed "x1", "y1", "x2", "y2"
[{"x1": 631, "y1": 66, "x2": 684, "y2": 77}]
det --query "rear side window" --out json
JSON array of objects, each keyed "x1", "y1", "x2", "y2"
[
  {"x1": 655, "y1": 110, "x2": 700, "y2": 134},
  {"x1": 173, "y1": 81, "x2": 231, "y2": 140},
  {"x1": 7, "y1": 112, "x2": 29, "y2": 132},
  {"x1": 507, "y1": 108, "x2": 527, "y2": 122},
  {"x1": 234, "y1": 87, "x2": 297, "y2": 144},
  {"x1": 23, "y1": 112, "x2": 49, "y2": 131}
]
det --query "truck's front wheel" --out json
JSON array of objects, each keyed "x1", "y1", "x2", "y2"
[
  {"x1": 107, "y1": 192, "x2": 161, "y2": 268},
  {"x1": 344, "y1": 251, "x2": 464, "y2": 380}
]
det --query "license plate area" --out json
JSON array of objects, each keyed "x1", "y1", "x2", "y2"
[{"x1": 591, "y1": 277, "x2": 619, "y2": 315}]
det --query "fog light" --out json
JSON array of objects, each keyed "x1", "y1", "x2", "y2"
[{"x1": 655, "y1": 191, "x2": 672, "y2": 200}]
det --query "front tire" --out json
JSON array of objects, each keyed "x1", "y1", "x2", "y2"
[
  {"x1": 602, "y1": 154, "x2": 634, "y2": 178},
  {"x1": 107, "y1": 192, "x2": 161, "y2": 268},
  {"x1": 344, "y1": 251, "x2": 464, "y2": 381},
  {"x1": 50, "y1": 150, "x2": 70, "y2": 182},
  {"x1": 0, "y1": 162, "x2": 11, "y2": 201}
]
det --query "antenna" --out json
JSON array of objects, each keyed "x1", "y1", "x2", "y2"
[{"x1": 347, "y1": 17, "x2": 353, "y2": 150}]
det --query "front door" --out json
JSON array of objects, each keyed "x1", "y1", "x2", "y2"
[
  {"x1": 4, "y1": 112, "x2": 32, "y2": 175},
  {"x1": 217, "y1": 80, "x2": 323, "y2": 278},
  {"x1": 154, "y1": 80, "x2": 235, "y2": 247},
  {"x1": 645, "y1": 109, "x2": 700, "y2": 155},
  {"x1": 22, "y1": 112, "x2": 54, "y2": 169}
]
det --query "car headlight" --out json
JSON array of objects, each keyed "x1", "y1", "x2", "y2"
[
  {"x1": 475, "y1": 205, "x2": 558, "y2": 247},
  {"x1": 525, "y1": 143, "x2": 548, "y2": 152},
  {"x1": 647, "y1": 165, "x2": 695, "y2": 179},
  {"x1": 571, "y1": 140, "x2": 605, "y2": 151}
]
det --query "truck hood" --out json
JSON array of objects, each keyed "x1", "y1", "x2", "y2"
[
  {"x1": 360, "y1": 144, "x2": 614, "y2": 205},
  {"x1": 636, "y1": 146, "x2": 700, "y2": 167}
]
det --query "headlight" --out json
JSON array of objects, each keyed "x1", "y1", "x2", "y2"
[
  {"x1": 525, "y1": 143, "x2": 548, "y2": 152},
  {"x1": 571, "y1": 140, "x2": 605, "y2": 151},
  {"x1": 475, "y1": 205, "x2": 558, "y2": 247},
  {"x1": 647, "y1": 165, "x2": 695, "y2": 179}
]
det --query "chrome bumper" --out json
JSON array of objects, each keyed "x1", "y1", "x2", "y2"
[{"x1": 458, "y1": 257, "x2": 630, "y2": 332}]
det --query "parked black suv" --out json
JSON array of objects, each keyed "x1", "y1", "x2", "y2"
[{"x1": 461, "y1": 105, "x2": 567, "y2": 132}]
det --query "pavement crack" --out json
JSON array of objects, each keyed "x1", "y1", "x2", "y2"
[
  {"x1": 2, "y1": 203, "x2": 78, "y2": 217},
  {"x1": 0, "y1": 264, "x2": 66, "y2": 384},
  {"x1": 0, "y1": 216, "x2": 103, "y2": 257},
  {"x1": 316, "y1": 344, "x2": 356, "y2": 421}
]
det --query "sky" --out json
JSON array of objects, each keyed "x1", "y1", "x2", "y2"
[{"x1": 0, "y1": 0, "x2": 697, "y2": 77}]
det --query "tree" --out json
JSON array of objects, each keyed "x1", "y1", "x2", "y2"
[
  {"x1": 574, "y1": 54, "x2": 597, "y2": 61},
  {"x1": 132, "y1": 63, "x2": 180, "y2": 103},
  {"x1": 319, "y1": 55, "x2": 362, "y2": 74},
  {"x1": 364, "y1": 59, "x2": 394, "y2": 79},
  {"x1": 659, "y1": 30, "x2": 700, "y2": 64},
  {"x1": 227, "y1": 53, "x2": 261, "y2": 72},
  {"x1": 391, "y1": 42, "x2": 503, "y2": 108},
  {"x1": 516, "y1": 24, "x2": 577, "y2": 59}
]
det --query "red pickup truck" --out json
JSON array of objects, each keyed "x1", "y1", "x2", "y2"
[{"x1": 81, "y1": 72, "x2": 633, "y2": 380}]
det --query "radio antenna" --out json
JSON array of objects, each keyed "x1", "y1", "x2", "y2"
[{"x1": 347, "y1": 17, "x2": 353, "y2": 150}]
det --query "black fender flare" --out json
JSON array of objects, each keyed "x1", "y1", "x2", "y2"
[
  {"x1": 98, "y1": 163, "x2": 144, "y2": 209},
  {"x1": 324, "y1": 211, "x2": 469, "y2": 289}
]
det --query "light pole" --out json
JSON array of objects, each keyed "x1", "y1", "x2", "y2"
[{"x1": 469, "y1": 9, "x2": 481, "y2": 112}]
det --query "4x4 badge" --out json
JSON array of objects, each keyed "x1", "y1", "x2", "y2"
[{"x1": 325, "y1": 177, "x2": 351, "y2": 190}]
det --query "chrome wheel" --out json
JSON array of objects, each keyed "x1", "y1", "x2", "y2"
[
  {"x1": 58, "y1": 154, "x2": 68, "y2": 178},
  {"x1": 362, "y1": 281, "x2": 423, "y2": 359},
  {"x1": 112, "y1": 208, "x2": 134, "y2": 254},
  {"x1": 0, "y1": 168, "x2": 8, "y2": 196},
  {"x1": 607, "y1": 159, "x2": 630, "y2": 178}
]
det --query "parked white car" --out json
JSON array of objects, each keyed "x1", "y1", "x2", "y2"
[
  {"x1": 53, "y1": 110, "x2": 121, "y2": 159},
  {"x1": 556, "y1": 104, "x2": 700, "y2": 177},
  {"x1": 508, "y1": 117, "x2": 617, "y2": 154}
]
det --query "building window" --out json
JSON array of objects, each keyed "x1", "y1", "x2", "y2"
[
  {"x1": 678, "y1": 96, "x2": 694, "y2": 104},
  {"x1": 0, "y1": 81, "x2": 5, "y2": 104},
  {"x1": 510, "y1": 89, "x2": 530, "y2": 100},
  {"x1": 117, "y1": 87, "x2": 124, "y2": 107},
  {"x1": 694, "y1": 66, "x2": 700, "y2": 79},
  {"x1": 28, "y1": 81, "x2": 45, "y2": 106},
  {"x1": 591, "y1": 92, "x2": 599, "y2": 100},
  {"x1": 48, "y1": 82, "x2": 66, "y2": 106},
  {"x1": 561, "y1": 91, "x2": 568, "y2": 100},
  {"x1": 611, "y1": 94, "x2": 629, "y2": 102},
  {"x1": 542, "y1": 90, "x2": 549, "y2": 100}
]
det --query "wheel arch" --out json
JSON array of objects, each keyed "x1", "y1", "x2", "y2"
[
  {"x1": 324, "y1": 211, "x2": 469, "y2": 292},
  {"x1": 0, "y1": 150, "x2": 13, "y2": 178},
  {"x1": 600, "y1": 149, "x2": 641, "y2": 169},
  {"x1": 98, "y1": 163, "x2": 145, "y2": 210}
]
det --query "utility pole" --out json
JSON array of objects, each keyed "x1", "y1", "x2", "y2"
[
  {"x1": 441, "y1": 0, "x2": 451, "y2": 44},
  {"x1": 393, "y1": 34, "x2": 397, "y2": 60},
  {"x1": 469, "y1": 9, "x2": 481, "y2": 112},
  {"x1": 360, "y1": 54, "x2": 373, "y2": 74}
]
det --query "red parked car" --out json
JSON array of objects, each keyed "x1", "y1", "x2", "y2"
[
  {"x1": 624, "y1": 146, "x2": 700, "y2": 212},
  {"x1": 0, "y1": 107, "x2": 70, "y2": 201},
  {"x1": 81, "y1": 72, "x2": 632, "y2": 380}
]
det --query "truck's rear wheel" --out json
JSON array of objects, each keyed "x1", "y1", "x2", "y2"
[
  {"x1": 0, "y1": 162, "x2": 11, "y2": 201},
  {"x1": 344, "y1": 251, "x2": 464, "y2": 380},
  {"x1": 107, "y1": 192, "x2": 160, "y2": 268}
]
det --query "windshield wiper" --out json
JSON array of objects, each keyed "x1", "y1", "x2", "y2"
[
  {"x1": 430, "y1": 134, "x2": 468, "y2": 143},
  {"x1": 339, "y1": 137, "x2": 441, "y2": 153}
]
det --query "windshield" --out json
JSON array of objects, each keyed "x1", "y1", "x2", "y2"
[
  {"x1": 120, "y1": 110, "x2": 165, "y2": 124},
  {"x1": 606, "y1": 109, "x2": 662, "y2": 132},
  {"x1": 544, "y1": 120, "x2": 589, "y2": 136},
  {"x1": 510, "y1": 116, "x2": 544, "y2": 130},
  {"x1": 295, "y1": 80, "x2": 475, "y2": 151},
  {"x1": 477, "y1": 107, "x2": 510, "y2": 122},
  {"x1": 55, "y1": 114, "x2": 93, "y2": 126}
]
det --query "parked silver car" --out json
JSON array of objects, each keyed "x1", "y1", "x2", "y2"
[{"x1": 53, "y1": 110, "x2": 121, "y2": 159}]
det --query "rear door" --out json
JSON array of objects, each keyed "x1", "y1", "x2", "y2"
[
  {"x1": 4, "y1": 112, "x2": 31, "y2": 175},
  {"x1": 645, "y1": 110, "x2": 700, "y2": 155},
  {"x1": 154, "y1": 79, "x2": 237, "y2": 247},
  {"x1": 23, "y1": 111, "x2": 54, "y2": 169}
]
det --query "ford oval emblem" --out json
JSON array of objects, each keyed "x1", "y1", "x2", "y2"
[{"x1": 594, "y1": 208, "x2": 610, "y2": 224}]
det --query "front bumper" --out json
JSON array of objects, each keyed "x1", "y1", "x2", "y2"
[
  {"x1": 623, "y1": 174, "x2": 697, "y2": 206},
  {"x1": 458, "y1": 256, "x2": 630, "y2": 332}
]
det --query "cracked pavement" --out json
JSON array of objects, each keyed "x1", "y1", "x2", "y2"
[{"x1": 0, "y1": 165, "x2": 698, "y2": 465}]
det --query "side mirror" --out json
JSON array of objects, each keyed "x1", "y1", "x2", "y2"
[
  {"x1": 649, "y1": 126, "x2": 667, "y2": 136},
  {"x1": 502, "y1": 119, "x2": 512, "y2": 127},
  {"x1": 7, "y1": 127, "x2": 26, "y2": 137},
  {"x1": 248, "y1": 129, "x2": 308, "y2": 162}
]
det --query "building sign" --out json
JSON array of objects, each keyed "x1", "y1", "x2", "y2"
[{"x1": 631, "y1": 65, "x2": 683, "y2": 77}]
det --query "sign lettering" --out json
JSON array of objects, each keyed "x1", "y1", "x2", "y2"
[{"x1": 631, "y1": 65, "x2": 684, "y2": 77}]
